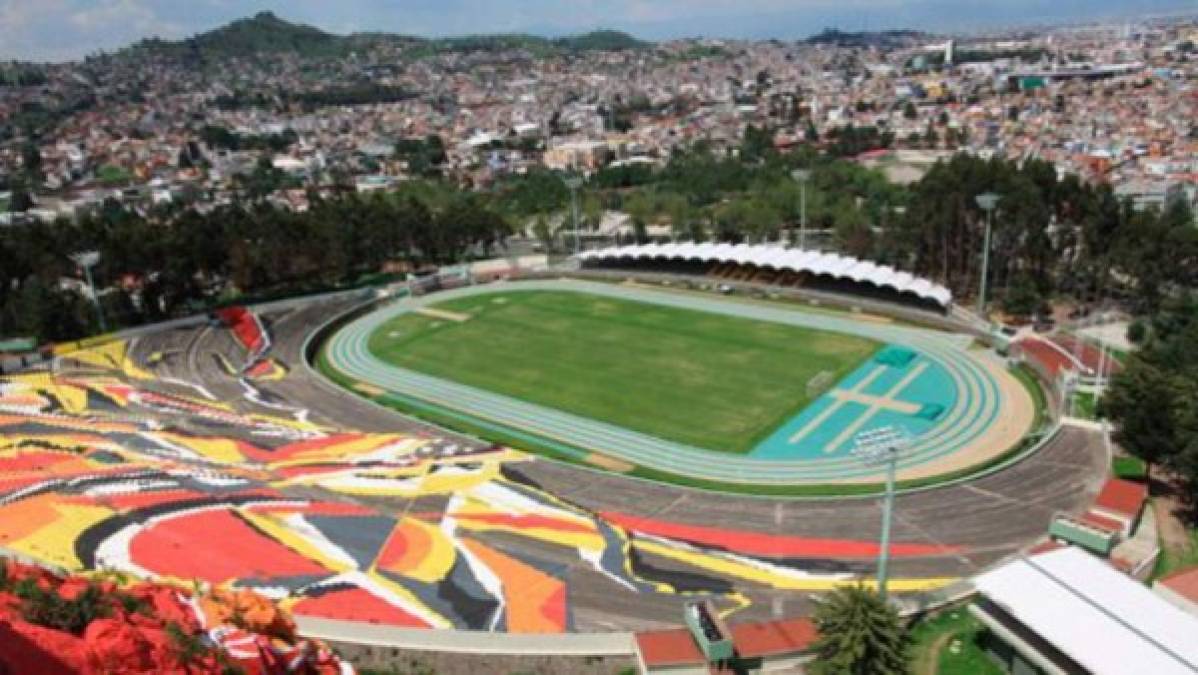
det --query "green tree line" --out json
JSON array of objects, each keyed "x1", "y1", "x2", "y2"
[
  {"x1": 1102, "y1": 296, "x2": 1198, "y2": 513},
  {"x1": 499, "y1": 135, "x2": 1195, "y2": 318},
  {"x1": 0, "y1": 187, "x2": 510, "y2": 343},
  {"x1": 888, "y1": 154, "x2": 1197, "y2": 314}
]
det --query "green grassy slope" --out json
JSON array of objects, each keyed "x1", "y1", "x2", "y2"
[{"x1": 368, "y1": 290, "x2": 877, "y2": 454}]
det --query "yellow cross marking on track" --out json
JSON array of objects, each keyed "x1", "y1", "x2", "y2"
[
  {"x1": 829, "y1": 390, "x2": 922, "y2": 415},
  {"x1": 787, "y1": 365, "x2": 887, "y2": 445},
  {"x1": 822, "y1": 362, "x2": 929, "y2": 453}
]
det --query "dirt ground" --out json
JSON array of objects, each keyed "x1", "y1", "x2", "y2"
[{"x1": 1152, "y1": 475, "x2": 1194, "y2": 556}]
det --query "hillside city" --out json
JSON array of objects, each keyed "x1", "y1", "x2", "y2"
[
  {"x1": 2, "y1": 7, "x2": 1198, "y2": 675},
  {"x1": 2, "y1": 12, "x2": 1196, "y2": 225}
]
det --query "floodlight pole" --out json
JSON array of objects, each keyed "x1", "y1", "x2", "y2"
[
  {"x1": 791, "y1": 169, "x2": 811, "y2": 250},
  {"x1": 975, "y1": 192, "x2": 1000, "y2": 321},
  {"x1": 565, "y1": 176, "x2": 583, "y2": 256},
  {"x1": 878, "y1": 447, "x2": 898, "y2": 600},
  {"x1": 854, "y1": 426, "x2": 910, "y2": 601},
  {"x1": 70, "y1": 251, "x2": 107, "y2": 332},
  {"x1": 979, "y1": 210, "x2": 993, "y2": 317}
]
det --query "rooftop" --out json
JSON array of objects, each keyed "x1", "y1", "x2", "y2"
[
  {"x1": 729, "y1": 616, "x2": 818, "y2": 658},
  {"x1": 635, "y1": 628, "x2": 705, "y2": 667},
  {"x1": 1093, "y1": 478, "x2": 1148, "y2": 519},
  {"x1": 1080, "y1": 510, "x2": 1125, "y2": 533},
  {"x1": 974, "y1": 546, "x2": 1198, "y2": 675},
  {"x1": 1158, "y1": 566, "x2": 1198, "y2": 606},
  {"x1": 635, "y1": 615, "x2": 818, "y2": 668}
]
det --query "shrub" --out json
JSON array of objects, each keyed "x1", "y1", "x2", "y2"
[
  {"x1": 17, "y1": 581, "x2": 111, "y2": 635},
  {"x1": 1112, "y1": 455, "x2": 1148, "y2": 482},
  {"x1": 1127, "y1": 320, "x2": 1147, "y2": 344}
]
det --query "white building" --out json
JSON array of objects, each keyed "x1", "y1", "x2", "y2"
[{"x1": 971, "y1": 547, "x2": 1198, "y2": 675}]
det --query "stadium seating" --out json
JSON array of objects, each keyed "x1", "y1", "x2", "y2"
[
  {"x1": 215, "y1": 307, "x2": 268, "y2": 355},
  {"x1": 581, "y1": 242, "x2": 953, "y2": 310}
]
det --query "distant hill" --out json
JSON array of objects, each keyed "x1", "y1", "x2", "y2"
[
  {"x1": 419, "y1": 29, "x2": 647, "y2": 57},
  {"x1": 127, "y1": 13, "x2": 648, "y2": 61},
  {"x1": 553, "y1": 30, "x2": 648, "y2": 52},
  {"x1": 805, "y1": 28, "x2": 929, "y2": 48},
  {"x1": 193, "y1": 11, "x2": 339, "y2": 55},
  {"x1": 130, "y1": 11, "x2": 349, "y2": 59}
]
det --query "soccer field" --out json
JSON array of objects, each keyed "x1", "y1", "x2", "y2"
[{"x1": 367, "y1": 289, "x2": 878, "y2": 453}]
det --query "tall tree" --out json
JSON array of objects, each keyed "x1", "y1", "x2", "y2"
[
  {"x1": 1102, "y1": 297, "x2": 1198, "y2": 494},
  {"x1": 809, "y1": 584, "x2": 910, "y2": 675},
  {"x1": 1102, "y1": 359, "x2": 1180, "y2": 479}
]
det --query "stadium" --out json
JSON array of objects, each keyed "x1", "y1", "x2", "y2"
[
  {"x1": 0, "y1": 247, "x2": 1116, "y2": 671},
  {"x1": 320, "y1": 277, "x2": 1035, "y2": 488}
]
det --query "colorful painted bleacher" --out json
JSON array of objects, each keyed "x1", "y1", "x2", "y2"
[
  {"x1": 216, "y1": 306, "x2": 269, "y2": 357},
  {"x1": 0, "y1": 340, "x2": 959, "y2": 636}
]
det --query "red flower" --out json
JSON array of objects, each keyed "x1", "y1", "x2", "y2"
[
  {"x1": 0, "y1": 563, "x2": 351, "y2": 674},
  {"x1": 5, "y1": 560, "x2": 63, "y2": 590},
  {"x1": 0, "y1": 616, "x2": 88, "y2": 675},
  {"x1": 57, "y1": 577, "x2": 92, "y2": 601},
  {"x1": 127, "y1": 584, "x2": 202, "y2": 633},
  {"x1": 0, "y1": 591, "x2": 21, "y2": 619},
  {"x1": 84, "y1": 618, "x2": 160, "y2": 674}
]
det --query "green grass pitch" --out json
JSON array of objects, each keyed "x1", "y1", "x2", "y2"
[{"x1": 368, "y1": 290, "x2": 879, "y2": 454}]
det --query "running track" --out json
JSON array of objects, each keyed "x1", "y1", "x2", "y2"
[{"x1": 323, "y1": 279, "x2": 1028, "y2": 484}]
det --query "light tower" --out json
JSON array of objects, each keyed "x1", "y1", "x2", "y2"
[
  {"x1": 791, "y1": 168, "x2": 811, "y2": 250},
  {"x1": 975, "y1": 192, "x2": 1000, "y2": 321},
  {"x1": 70, "y1": 250, "x2": 107, "y2": 332},
  {"x1": 852, "y1": 426, "x2": 913, "y2": 600},
  {"x1": 564, "y1": 175, "x2": 584, "y2": 256}
]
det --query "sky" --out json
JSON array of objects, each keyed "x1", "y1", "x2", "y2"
[{"x1": 1, "y1": 0, "x2": 1193, "y2": 62}]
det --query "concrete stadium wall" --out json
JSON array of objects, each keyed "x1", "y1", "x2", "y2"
[{"x1": 296, "y1": 616, "x2": 635, "y2": 656}]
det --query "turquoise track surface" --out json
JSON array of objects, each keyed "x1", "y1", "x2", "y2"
[{"x1": 749, "y1": 348, "x2": 959, "y2": 460}]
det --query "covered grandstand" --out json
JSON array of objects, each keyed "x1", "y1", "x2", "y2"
[{"x1": 578, "y1": 242, "x2": 953, "y2": 311}]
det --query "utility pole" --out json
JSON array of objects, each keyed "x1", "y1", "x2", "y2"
[
  {"x1": 975, "y1": 192, "x2": 1000, "y2": 321},
  {"x1": 852, "y1": 426, "x2": 912, "y2": 600},
  {"x1": 791, "y1": 168, "x2": 811, "y2": 250},
  {"x1": 70, "y1": 251, "x2": 107, "y2": 332}
]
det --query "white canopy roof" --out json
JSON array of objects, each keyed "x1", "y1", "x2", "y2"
[
  {"x1": 578, "y1": 242, "x2": 953, "y2": 307},
  {"x1": 974, "y1": 547, "x2": 1198, "y2": 675}
]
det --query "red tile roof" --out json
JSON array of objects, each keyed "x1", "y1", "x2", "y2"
[
  {"x1": 1159, "y1": 567, "x2": 1198, "y2": 604},
  {"x1": 635, "y1": 628, "x2": 705, "y2": 667},
  {"x1": 1094, "y1": 478, "x2": 1148, "y2": 519},
  {"x1": 730, "y1": 617, "x2": 818, "y2": 658},
  {"x1": 1081, "y1": 510, "x2": 1126, "y2": 533},
  {"x1": 1029, "y1": 539, "x2": 1066, "y2": 556},
  {"x1": 1111, "y1": 556, "x2": 1135, "y2": 573},
  {"x1": 637, "y1": 617, "x2": 820, "y2": 666}
]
